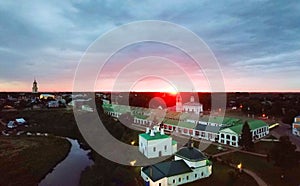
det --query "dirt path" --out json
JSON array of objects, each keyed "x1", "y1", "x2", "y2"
[
  {"x1": 0, "y1": 119, "x2": 6, "y2": 126},
  {"x1": 242, "y1": 168, "x2": 268, "y2": 186},
  {"x1": 212, "y1": 149, "x2": 238, "y2": 158}
]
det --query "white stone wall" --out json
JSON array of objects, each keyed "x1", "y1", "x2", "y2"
[
  {"x1": 167, "y1": 165, "x2": 212, "y2": 185},
  {"x1": 147, "y1": 138, "x2": 173, "y2": 158},
  {"x1": 139, "y1": 135, "x2": 148, "y2": 157},
  {"x1": 139, "y1": 136, "x2": 173, "y2": 159},
  {"x1": 141, "y1": 164, "x2": 212, "y2": 186},
  {"x1": 218, "y1": 132, "x2": 239, "y2": 147},
  {"x1": 183, "y1": 105, "x2": 203, "y2": 114},
  {"x1": 252, "y1": 126, "x2": 269, "y2": 139},
  {"x1": 141, "y1": 171, "x2": 168, "y2": 186}
]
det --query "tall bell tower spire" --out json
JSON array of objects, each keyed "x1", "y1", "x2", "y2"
[
  {"x1": 176, "y1": 93, "x2": 183, "y2": 112},
  {"x1": 32, "y1": 78, "x2": 38, "y2": 93}
]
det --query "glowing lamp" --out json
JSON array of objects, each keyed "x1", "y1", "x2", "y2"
[
  {"x1": 237, "y1": 163, "x2": 242, "y2": 172},
  {"x1": 130, "y1": 160, "x2": 137, "y2": 166}
]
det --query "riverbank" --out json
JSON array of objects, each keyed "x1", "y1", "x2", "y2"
[{"x1": 0, "y1": 135, "x2": 71, "y2": 185}]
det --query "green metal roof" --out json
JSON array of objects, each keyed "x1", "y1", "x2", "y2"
[
  {"x1": 139, "y1": 132, "x2": 170, "y2": 141},
  {"x1": 225, "y1": 120, "x2": 268, "y2": 135},
  {"x1": 162, "y1": 119, "x2": 196, "y2": 129},
  {"x1": 172, "y1": 140, "x2": 177, "y2": 145},
  {"x1": 134, "y1": 114, "x2": 148, "y2": 119}
]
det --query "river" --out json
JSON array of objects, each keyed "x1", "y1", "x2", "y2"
[{"x1": 39, "y1": 138, "x2": 94, "y2": 186}]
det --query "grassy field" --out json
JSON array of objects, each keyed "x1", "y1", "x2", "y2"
[
  {"x1": 203, "y1": 144, "x2": 228, "y2": 156},
  {"x1": 0, "y1": 136, "x2": 71, "y2": 185},
  {"x1": 186, "y1": 161, "x2": 257, "y2": 186},
  {"x1": 221, "y1": 152, "x2": 300, "y2": 186},
  {"x1": 253, "y1": 141, "x2": 277, "y2": 154}
]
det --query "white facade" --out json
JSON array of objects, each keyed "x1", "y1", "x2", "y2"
[
  {"x1": 292, "y1": 116, "x2": 300, "y2": 136},
  {"x1": 252, "y1": 126, "x2": 269, "y2": 139},
  {"x1": 142, "y1": 168, "x2": 211, "y2": 186},
  {"x1": 139, "y1": 127, "x2": 177, "y2": 159},
  {"x1": 176, "y1": 95, "x2": 203, "y2": 114},
  {"x1": 218, "y1": 125, "x2": 269, "y2": 147},
  {"x1": 103, "y1": 104, "x2": 269, "y2": 148},
  {"x1": 218, "y1": 129, "x2": 239, "y2": 147}
]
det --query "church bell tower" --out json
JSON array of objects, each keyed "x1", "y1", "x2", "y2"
[
  {"x1": 176, "y1": 94, "x2": 183, "y2": 112},
  {"x1": 32, "y1": 78, "x2": 38, "y2": 93}
]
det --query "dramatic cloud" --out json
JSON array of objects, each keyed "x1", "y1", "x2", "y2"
[{"x1": 0, "y1": 0, "x2": 299, "y2": 92}]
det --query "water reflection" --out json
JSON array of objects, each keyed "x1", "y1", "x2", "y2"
[{"x1": 39, "y1": 138, "x2": 94, "y2": 186}]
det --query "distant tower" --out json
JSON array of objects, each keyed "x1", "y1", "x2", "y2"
[
  {"x1": 176, "y1": 94, "x2": 183, "y2": 112},
  {"x1": 32, "y1": 78, "x2": 38, "y2": 93},
  {"x1": 190, "y1": 96, "x2": 195, "y2": 102}
]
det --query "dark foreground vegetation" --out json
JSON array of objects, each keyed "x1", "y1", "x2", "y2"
[{"x1": 0, "y1": 136, "x2": 70, "y2": 185}]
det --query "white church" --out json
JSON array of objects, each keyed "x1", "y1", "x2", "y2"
[
  {"x1": 139, "y1": 126, "x2": 177, "y2": 159},
  {"x1": 176, "y1": 94, "x2": 203, "y2": 114},
  {"x1": 139, "y1": 126, "x2": 212, "y2": 186},
  {"x1": 141, "y1": 141, "x2": 212, "y2": 186}
]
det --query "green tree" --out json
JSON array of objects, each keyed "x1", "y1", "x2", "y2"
[
  {"x1": 270, "y1": 136, "x2": 298, "y2": 170},
  {"x1": 282, "y1": 109, "x2": 297, "y2": 125},
  {"x1": 239, "y1": 121, "x2": 254, "y2": 150}
]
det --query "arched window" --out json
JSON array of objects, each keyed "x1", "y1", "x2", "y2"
[
  {"x1": 232, "y1": 136, "x2": 236, "y2": 141},
  {"x1": 226, "y1": 135, "x2": 230, "y2": 140},
  {"x1": 221, "y1": 134, "x2": 224, "y2": 138}
]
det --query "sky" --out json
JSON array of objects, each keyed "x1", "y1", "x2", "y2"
[{"x1": 0, "y1": 0, "x2": 299, "y2": 92}]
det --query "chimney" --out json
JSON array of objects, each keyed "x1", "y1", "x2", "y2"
[
  {"x1": 149, "y1": 166, "x2": 153, "y2": 177},
  {"x1": 154, "y1": 126, "x2": 159, "y2": 133},
  {"x1": 146, "y1": 127, "x2": 150, "y2": 134},
  {"x1": 160, "y1": 128, "x2": 165, "y2": 135},
  {"x1": 188, "y1": 138, "x2": 194, "y2": 149},
  {"x1": 150, "y1": 130, "x2": 155, "y2": 136}
]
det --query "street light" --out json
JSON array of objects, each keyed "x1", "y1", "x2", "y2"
[
  {"x1": 130, "y1": 160, "x2": 137, "y2": 166},
  {"x1": 237, "y1": 163, "x2": 242, "y2": 172}
]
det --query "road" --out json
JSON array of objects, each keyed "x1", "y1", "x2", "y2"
[{"x1": 270, "y1": 121, "x2": 300, "y2": 151}]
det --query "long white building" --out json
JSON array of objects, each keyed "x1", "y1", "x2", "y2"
[{"x1": 103, "y1": 103, "x2": 270, "y2": 148}]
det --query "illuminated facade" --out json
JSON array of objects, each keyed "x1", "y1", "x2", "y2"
[
  {"x1": 141, "y1": 144, "x2": 212, "y2": 186},
  {"x1": 292, "y1": 116, "x2": 300, "y2": 137},
  {"x1": 176, "y1": 95, "x2": 203, "y2": 114}
]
